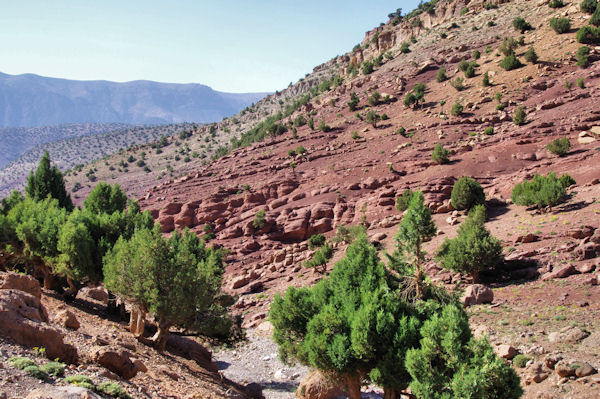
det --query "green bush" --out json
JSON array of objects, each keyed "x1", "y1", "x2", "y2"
[
  {"x1": 549, "y1": 0, "x2": 564, "y2": 7},
  {"x1": 465, "y1": 63, "x2": 476, "y2": 78},
  {"x1": 499, "y1": 37, "x2": 519, "y2": 56},
  {"x1": 400, "y1": 42, "x2": 411, "y2": 53},
  {"x1": 348, "y1": 92, "x2": 360, "y2": 111},
  {"x1": 591, "y1": 5, "x2": 600, "y2": 26},
  {"x1": 253, "y1": 209, "x2": 266, "y2": 229},
  {"x1": 308, "y1": 233, "x2": 326, "y2": 249},
  {"x1": 436, "y1": 205, "x2": 504, "y2": 282},
  {"x1": 24, "y1": 365, "x2": 48, "y2": 381},
  {"x1": 549, "y1": 17, "x2": 571, "y2": 34},
  {"x1": 482, "y1": 71, "x2": 491, "y2": 87},
  {"x1": 524, "y1": 47, "x2": 538, "y2": 63},
  {"x1": 65, "y1": 375, "x2": 96, "y2": 390},
  {"x1": 451, "y1": 177, "x2": 485, "y2": 211},
  {"x1": 513, "y1": 106, "x2": 527, "y2": 125},
  {"x1": 577, "y1": 77, "x2": 585, "y2": 88},
  {"x1": 296, "y1": 145, "x2": 306, "y2": 155},
  {"x1": 513, "y1": 17, "x2": 533, "y2": 33},
  {"x1": 559, "y1": 173, "x2": 576, "y2": 188},
  {"x1": 293, "y1": 114, "x2": 307, "y2": 127},
  {"x1": 436, "y1": 68, "x2": 447, "y2": 82},
  {"x1": 546, "y1": 137, "x2": 571, "y2": 156},
  {"x1": 450, "y1": 77, "x2": 465, "y2": 91},
  {"x1": 97, "y1": 382, "x2": 132, "y2": 399},
  {"x1": 318, "y1": 119, "x2": 331, "y2": 132},
  {"x1": 511, "y1": 172, "x2": 569, "y2": 208},
  {"x1": 8, "y1": 357, "x2": 36, "y2": 370},
  {"x1": 365, "y1": 110, "x2": 381, "y2": 127},
  {"x1": 304, "y1": 242, "x2": 333, "y2": 271},
  {"x1": 484, "y1": 126, "x2": 495, "y2": 135},
  {"x1": 513, "y1": 354, "x2": 531, "y2": 368},
  {"x1": 451, "y1": 102, "x2": 464, "y2": 116},
  {"x1": 500, "y1": 54, "x2": 523, "y2": 70},
  {"x1": 40, "y1": 361, "x2": 65, "y2": 377},
  {"x1": 581, "y1": 0, "x2": 598, "y2": 14},
  {"x1": 577, "y1": 25, "x2": 600, "y2": 43},
  {"x1": 362, "y1": 60, "x2": 374, "y2": 75},
  {"x1": 431, "y1": 143, "x2": 450, "y2": 164},
  {"x1": 473, "y1": 49, "x2": 481, "y2": 59},
  {"x1": 576, "y1": 46, "x2": 591, "y2": 67},
  {"x1": 396, "y1": 189, "x2": 415, "y2": 212}
]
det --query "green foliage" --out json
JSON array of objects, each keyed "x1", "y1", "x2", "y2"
[
  {"x1": 546, "y1": 137, "x2": 571, "y2": 156},
  {"x1": 307, "y1": 117, "x2": 314, "y2": 130},
  {"x1": 40, "y1": 361, "x2": 65, "y2": 377},
  {"x1": 581, "y1": 0, "x2": 598, "y2": 14},
  {"x1": 450, "y1": 77, "x2": 465, "y2": 91},
  {"x1": 332, "y1": 224, "x2": 366, "y2": 244},
  {"x1": 451, "y1": 177, "x2": 485, "y2": 211},
  {"x1": 499, "y1": 37, "x2": 519, "y2": 56},
  {"x1": 304, "y1": 242, "x2": 333, "y2": 270},
  {"x1": 473, "y1": 49, "x2": 481, "y2": 59},
  {"x1": 253, "y1": 209, "x2": 266, "y2": 229},
  {"x1": 577, "y1": 25, "x2": 600, "y2": 43},
  {"x1": 484, "y1": 126, "x2": 494, "y2": 135},
  {"x1": 464, "y1": 63, "x2": 476, "y2": 78},
  {"x1": 65, "y1": 375, "x2": 96, "y2": 390},
  {"x1": 8, "y1": 356, "x2": 36, "y2": 370},
  {"x1": 511, "y1": 172, "x2": 570, "y2": 208},
  {"x1": 524, "y1": 47, "x2": 538, "y2": 63},
  {"x1": 576, "y1": 46, "x2": 591, "y2": 67},
  {"x1": 434, "y1": 68, "x2": 447, "y2": 84},
  {"x1": 549, "y1": 17, "x2": 571, "y2": 34},
  {"x1": 431, "y1": 143, "x2": 450, "y2": 164},
  {"x1": 450, "y1": 102, "x2": 464, "y2": 116},
  {"x1": 406, "y1": 305, "x2": 523, "y2": 399},
  {"x1": 97, "y1": 382, "x2": 132, "y2": 399},
  {"x1": 591, "y1": 5, "x2": 600, "y2": 26},
  {"x1": 348, "y1": 92, "x2": 360, "y2": 111},
  {"x1": 368, "y1": 91, "x2": 382, "y2": 106},
  {"x1": 83, "y1": 183, "x2": 127, "y2": 215},
  {"x1": 513, "y1": 106, "x2": 527, "y2": 125},
  {"x1": 24, "y1": 365, "x2": 48, "y2": 381},
  {"x1": 513, "y1": 354, "x2": 531, "y2": 368},
  {"x1": 577, "y1": 77, "x2": 585, "y2": 88},
  {"x1": 308, "y1": 233, "x2": 326, "y2": 249},
  {"x1": 396, "y1": 189, "x2": 415, "y2": 212},
  {"x1": 25, "y1": 151, "x2": 73, "y2": 211},
  {"x1": 318, "y1": 119, "x2": 331, "y2": 132},
  {"x1": 437, "y1": 205, "x2": 504, "y2": 281},
  {"x1": 103, "y1": 226, "x2": 225, "y2": 348},
  {"x1": 500, "y1": 54, "x2": 523, "y2": 70},
  {"x1": 559, "y1": 173, "x2": 576, "y2": 188},
  {"x1": 293, "y1": 114, "x2": 307, "y2": 127},
  {"x1": 549, "y1": 0, "x2": 564, "y2": 6},
  {"x1": 365, "y1": 110, "x2": 381, "y2": 127},
  {"x1": 513, "y1": 17, "x2": 533, "y2": 33},
  {"x1": 362, "y1": 60, "x2": 374, "y2": 75},
  {"x1": 404, "y1": 83, "x2": 426, "y2": 108},
  {"x1": 400, "y1": 42, "x2": 411, "y2": 53}
]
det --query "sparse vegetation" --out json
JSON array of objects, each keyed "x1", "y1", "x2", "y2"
[
  {"x1": 431, "y1": 143, "x2": 450, "y2": 164},
  {"x1": 513, "y1": 106, "x2": 527, "y2": 125},
  {"x1": 500, "y1": 54, "x2": 523, "y2": 70},
  {"x1": 576, "y1": 46, "x2": 591, "y2": 67},
  {"x1": 436, "y1": 68, "x2": 447, "y2": 82},
  {"x1": 451, "y1": 102, "x2": 464, "y2": 116},
  {"x1": 396, "y1": 189, "x2": 415, "y2": 212},
  {"x1": 546, "y1": 137, "x2": 571, "y2": 156},
  {"x1": 550, "y1": 17, "x2": 571, "y2": 34},
  {"x1": 451, "y1": 177, "x2": 485, "y2": 211},
  {"x1": 513, "y1": 17, "x2": 533, "y2": 33},
  {"x1": 581, "y1": 0, "x2": 598, "y2": 14},
  {"x1": 524, "y1": 47, "x2": 538, "y2": 63},
  {"x1": 253, "y1": 209, "x2": 266, "y2": 229},
  {"x1": 450, "y1": 77, "x2": 465, "y2": 91},
  {"x1": 511, "y1": 172, "x2": 573, "y2": 208},
  {"x1": 577, "y1": 25, "x2": 600, "y2": 43},
  {"x1": 348, "y1": 92, "x2": 360, "y2": 111}
]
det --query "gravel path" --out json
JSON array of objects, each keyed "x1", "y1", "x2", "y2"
[{"x1": 212, "y1": 329, "x2": 308, "y2": 399}]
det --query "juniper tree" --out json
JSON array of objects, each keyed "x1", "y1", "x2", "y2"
[
  {"x1": 25, "y1": 151, "x2": 73, "y2": 211},
  {"x1": 83, "y1": 182, "x2": 128, "y2": 215}
]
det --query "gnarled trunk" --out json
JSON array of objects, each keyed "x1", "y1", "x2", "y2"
[
  {"x1": 36, "y1": 260, "x2": 56, "y2": 290},
  {"x1": 151, "y1": 319, "x2": 172, "y2": 352},
  {"x1": 383, "y1": 389, "x2": 398, "y2": 399},
  {"x1": 129, "y1": 306, "x2": 146, "y2": 337},
  {"x1": 344, "y1": 373, "x2": 362, "y2": 399}
]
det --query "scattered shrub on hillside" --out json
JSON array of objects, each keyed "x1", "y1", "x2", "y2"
[
  {"x1": 287, "y1": 149, "x2": 296, "y2": 157},
  {"x1": 464, "y1": 63, "x2": 476, "y2": 78},
  {"x1": 513, "y1": 17, "x2": 533, "y2": 33},
  {"x1": 451, "y1": 102, "x2": 464, "y2": 116},
  {"x1": 482, "y1": 71, "x2": 491, "y2": 87},
  {"x1": 97, "y1": 382, "x2": 132, "y2": 399},
  {"x1": 559, "y1": 173, "x2": 576, "y2": 188},
  {"x1": 484, "y1": 2, "x2": 499, "y2": 9},
  {"x1": 513, "y1": 106, "x2": 527, "y2": 125},
  {"x1": 396, "y1": 189, "x2": 415, "y2": 212},
  {"x1": 318, "y1": 119, "x2": 331, "y2": 132},
  {"x1": 293, "y1": 114, "x2": 307, "y2": 127},
  {"x1": 451, "y1": 177, "x2": 485, "y2": 211},
  {"x1": 307, "y1": 117, "x2": 314, "y2": 130},
  {"x1": 546, "y1": 137, "x2": 571, "y2": 156},
  {"x1": 8, "y1": 357, "x2": 36, "y2": 370},
  {"x1": 368, "y1": 91, "x2": 382, "y2": 106},
  {"x1": 484, "y1": 126, "x2": 494, "y2": 135},
  {"x1": 304, "y1": 242, "x2": 333, "y2": 272},
  {"x1": 404, "y1": 83, "x2": 426, "y2": 108},
  {"x1": 308, "y1": 233, "x2": 326, "y2": 249},
  {"x1": 524, "y1": 47, "x2": 538, "y2": 63},
  {"x1": 499, "y1": 37, "x2": 519, "y2": 56},
  {"x1": 296, "y1": 145, "x2": 306, "y2": 155},
  {"x1": 65, "y1": 375, "x2": 96, "y2": 390},
  {"x1": 450, "y1": 77, "x2": 465, "y2": 91},
  {"x1": 436, "y1": 205, "x2": 503, "y2": 282},
  {"x1": 577, "y1": 25, "x2": 600, "y2": 43},
  {"x1": 473, "y1": 49, "x2": 481, "y2": 59},
  {"x1": 253, "y1": 209, "x2": 266, "y2": 229},
  {"x1": 577, "y1": 77, "x2": 585, "y2": 88},
  {"x1": 400, "y1": 42, "x2": 411, "y2": 53},
  {"x1": 458, "y1": 60, "x2": 470, "y2": 72},
  {"x1": 549, "y1": 0, "x2": 564, "y2": 7},
  {"x1": 500, "y1": 54, "x2": 523, "y2": 70},
  {"x1": 362, "y1": 60, "x2": 374, "y2": 75},
  {"x1": 24, "y1": 365, "x2": 48, "y2": 381},
  {"x1": 591, "y1": 5, "x2": 600, "y2": 26},
  {"x1": 511, "y1": 172, "x2": 572, "y2": 208},
  {"x1": 581, "y1": 0, "x2": 598, "y2": 14},
  {"x1": 40, "y1": 361, "x2": 65, "y2": 377},
  {"x1": 436, "y1": 68, "x2": 448, "y2": 82},
  {"x1": 513, "y1": 354, "x2": 531, "y2": 368},
  {"x1": 348, "y1": 92, "x2": 360, "y2": 111},
  {"x1": 365, "y1": 110, "x2": 381, "y2": 127},
  {"x1": 549, "y1": 17, "x2": 571, "y2": 34},
  {"x1": 431, "y1": 143, "x2": 450, "y2": 164},
  {"x1": 576, "y1": 46, "x2": 591, "y2": 67}
]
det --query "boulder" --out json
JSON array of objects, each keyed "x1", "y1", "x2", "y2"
[
  {"x1": 296, "y1": 370, "x2": 347, "y2": 399},
  {"x1": 575, "y1": 240, "x2": 600, "y2": 260},
  {"x1": 578, "y1": 131, "x2": 596, "y2": 144},
  {"x1": 462, "y1": 284, "x2": 493, "y2": 306},
  {"x1": 541, "y1": 264, "x2": 578, "y2": 280},
  {"x1": 166, "y1": 334, "x2": 217, "y2": 372},
  {"x1": 0, "y1": 272, "x2": 41, "y2": 298},
  {"x1": 26, "y1": 386, "x2": 102, "y2": 399},
  {"x1": 78, "y1": 286, "x2": 109, "y2": 304},
  {"x1": 54, "y1": 309, "x2": 80, "y2": 330},
  {"x1": 575, "y1": 362, "x2": 596, "y2": 378},
  {"x1": 524, "y1": 362, "x2": 549, "y2": 384},
  {"x1": 554, "y1": 360, "x2": 576, "y2": 377},
  {"x1": 0, "y1": 289, "x2": 77, "y2": 363},
  {"x1": 548, "y1": 326, "x2": 589, "y2": 344},
  {"x1": 495, "y1": 344, "x2": 518, "y2": 360},
  {"x1": 91, "y1": 346, "x2": 137, "y2": 379}
]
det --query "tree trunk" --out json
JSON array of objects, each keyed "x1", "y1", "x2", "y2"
[
  {"x1": 471, "y1": 270, "x2": 480, "y2": 284},
  {"x1": 36, "y1": 261, "x2": 56, "y2": 290},
  {"x1": 415, "y1": 245, "x2": 423, "y2": 299},
  {"x1": 151, "y1": 319, "x2": 171, "y2": 352},
  {"x1": 129, "y1": 306, "x2": 146, "y2": 337},
  {"x1": 383, "y1": 389, "x2": 398, "y2": 399},
  {"x1": 344, "y1": 373, "x2": 362, "y2": 399}
]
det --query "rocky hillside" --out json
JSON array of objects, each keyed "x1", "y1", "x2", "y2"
[{"x1": 0, "y1": 72, "x2": 267, "y2": 127}]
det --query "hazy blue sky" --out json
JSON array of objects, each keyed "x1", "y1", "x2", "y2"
[{"x1": 1, "y1": 1, "x2": 419, "y2": 92}]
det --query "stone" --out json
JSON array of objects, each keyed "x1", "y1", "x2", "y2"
[
  {"x1": 296, "y1": 370, "x2": 347, "y2": 399},
  {"x1": 91, "y1": 346, "x2": 137, "y2": 379},
  {"x1": 575, "y1": 362, "x2": 596, "y2": 378},
  {"x1": 576, "y1": 262, "x2": 596, "y2": 274},
  {"x1": 541, "y1": 264, "x2": 578, "y2": 280},
  {"x1": 462, "y1": 284, "x2": 493, "y2": 306},
  {"x1": 578, "y1": 131, "x2": 596, "y2": 144},
  {"x1": 78, "y1": 286, "x2": 109, "y2": 304},
  {"x1": 525, "y1": 362, "x2": 549, "y2": 384},
  {"x1": 0, "y1": 289, "x2": 77, "y2": 363},
  {"x1": 26, "y1": 386, "x2": 102, "y2": 399},
  {"x1": 244, "y1": 382, "x2": 263, "y2": 399},
  {"x1": 548, "y1": 326, "x2": 589, "y2": 344},
  {"x1": 496, "y1": 344, "x2": 518, "y2": 360},
  {"x1": 544, "y1": 354, "x2": 562, "y2": 369},
  {"x1": 0, "y1": 272, "x2": 41, "y2": 298},
  {"x1": 554, "y1": 360, "x2": 576, "y2": 377},
  {"x1": 54, "y1": 309, "x2": 80, "y2": 330},
  {"x1": 132, "y1": 358, "x2": 147, "y2": 373},
  {"x1": 230, "y1": 275, "x2": 251, "y2": 289},
  {"x1": 515, "y1": 233, "x2": 538, "y2": 244},
  {"x1": 166, "y1": 334, "x2": 217, "y2": 372}
]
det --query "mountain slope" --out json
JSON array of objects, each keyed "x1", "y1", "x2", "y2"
[{"x1": 0, "y1": 72, "x2": 268, "y2": 127}]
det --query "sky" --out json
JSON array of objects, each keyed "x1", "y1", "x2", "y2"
[{"x1": 0, "y1": 1, "x2": 419, "y2": 93}]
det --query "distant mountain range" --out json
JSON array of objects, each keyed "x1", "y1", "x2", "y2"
[{"x1": 0, "y1": 72, "x2": 268, "y2": 127}]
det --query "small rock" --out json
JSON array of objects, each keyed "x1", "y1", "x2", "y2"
[
  {"x1": 462, "y1": 284, "x2": 493, "y2": 306},
  {"x1": 496, "y1": 344, "x2": 518, "y2": 360},
  {"x1": 555, "y1": 360, "x2": 576, "y2": 377},
  {"x1": 575, "y1": 363, "x2": 596, "y2": 378},
  {"x1": 54, "y1": 309, "x2": 80, "y2": 330}
]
